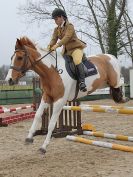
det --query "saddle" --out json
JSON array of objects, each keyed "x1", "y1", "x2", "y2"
[{"x1": 63, "y1": 54, "x2": 98, "y2": 80}]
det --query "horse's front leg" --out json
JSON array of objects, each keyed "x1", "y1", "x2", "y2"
[
  {"x1": 39, "y1": 98, "x2": 66, "y2": 154},
  {"x1": 25, "y1": 98, "x2": 49, "y2": 143}
]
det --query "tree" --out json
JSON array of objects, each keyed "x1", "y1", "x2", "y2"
[
  {"x1": 106, "y1": 0, "x2": 125, "y2": 57},
  {"x1": 0, "y1": 65, "x2": 9, "y2": 80},
  {"x1": 120, "y1": 10, "x2": 133, "y2": 61},
  {"x1": 19, "y1": 0, "x2": 133, "y2": 62}
]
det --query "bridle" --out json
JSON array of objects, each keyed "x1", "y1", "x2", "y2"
[
  {"x1": 10, "y1": 47, "x2": 63, "y2": 75},
  {"x1": 10, "y1": 48, "x2": 30, "y2": 74}
]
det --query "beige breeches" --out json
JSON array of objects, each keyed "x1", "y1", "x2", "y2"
[{"x1": 71, "y1": 49, "x2": 83, "y2": 65}]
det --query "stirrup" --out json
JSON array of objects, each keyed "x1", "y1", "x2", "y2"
[{"x1": 79, "y1": 82, "x2": 87, "y2": 92}]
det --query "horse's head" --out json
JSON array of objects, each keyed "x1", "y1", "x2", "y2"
[{"x1": 6, "y1": 37, "x2": 38, "y2": 85}]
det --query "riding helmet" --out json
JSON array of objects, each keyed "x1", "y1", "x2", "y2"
[{"x1": 52, "y1": 8, "x2": 67, "y2": 19}]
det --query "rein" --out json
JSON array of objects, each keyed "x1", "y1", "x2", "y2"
[
  {"x1": 10, "y1": 48, "x2": 63, "y2": 74},
  {"x1": 33, "y1": 51, "x2": 52, "y2": 64},
  {"x1": 50, "y1": 51, "x2": 63, "y2": 74}
]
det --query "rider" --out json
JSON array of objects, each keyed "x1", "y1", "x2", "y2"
[{"x1": 48, "y1": 8, "x2": 87, "y2": 92}]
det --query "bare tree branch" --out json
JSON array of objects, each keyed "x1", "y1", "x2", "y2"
[
  {"x1": 18, "y1": 0, "x2": 133, "y2": 63},
  {"x1": 117, "y1": 0, "x2": 126, "y2": 24},
  {"x1": 86, "y1": 0, "x2": 105, "y2": 53}
]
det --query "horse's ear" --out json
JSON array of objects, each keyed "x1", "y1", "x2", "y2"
[
  {"x1": 15, "y1": 38, "x2": 23, "y2": 50},
  {"x1": 16, "y1": 38, "x2": 23, "y2": 46}
]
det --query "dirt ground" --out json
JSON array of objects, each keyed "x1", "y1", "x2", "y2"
[{"x1": 0, "y1": 99, "x2": 133, "y2": 177}]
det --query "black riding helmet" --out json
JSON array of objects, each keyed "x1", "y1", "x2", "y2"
[{"x1": 52, "y1": 8, "x2": 67, "y2": 19}]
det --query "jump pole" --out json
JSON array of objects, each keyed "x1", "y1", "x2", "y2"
[
  {"x1": 66, "y1": 135, "x2": 133, "y2": 153},
  {"x1": 80, "y1": 104, "x2": 133, "y2": 110},
  {"x1": 0, "y1": 105, "x2": 35, "y2": 126},
  {"x1": 63, "y1": 106, "x2": 133, "y2": 115},
  {"x1": 83, "y1": 131, "x2": 133, "y2": 142},
  {"x1": 0, "y1": 105, "x2": 34, "y2": 114}
]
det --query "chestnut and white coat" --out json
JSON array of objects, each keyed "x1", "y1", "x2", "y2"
[{"x1": 6, "y1": 37, "x2": 126, "y2": 154}]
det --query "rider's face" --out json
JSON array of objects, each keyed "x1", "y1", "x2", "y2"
[{"x1": 54, "y1": 16, "x2": 64, "y2": 26}]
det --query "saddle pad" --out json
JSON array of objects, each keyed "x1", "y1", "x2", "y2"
[
  {"x1": 83, "y1": 59, "x2": 98, "y2": 77},
  {"x1": 63, "y1": 55, "x2": 97, "y2": 80}
]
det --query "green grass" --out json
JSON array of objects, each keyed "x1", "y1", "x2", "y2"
[{"x1": 0, "y1": 85, "x2": 33, "y2": 90}]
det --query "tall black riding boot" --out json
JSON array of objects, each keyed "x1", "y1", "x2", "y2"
[{"x1": 76, "y1": 63, "x2": 87, "y2": 92}]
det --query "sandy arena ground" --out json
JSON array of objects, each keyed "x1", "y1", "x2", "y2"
[{"x1": 0, "y1": 99, "x2": 133, "y2": 177}]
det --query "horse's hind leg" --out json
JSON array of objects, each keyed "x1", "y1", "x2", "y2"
[
  {"x1": 106, "y1": 55, "x2": 129, "y2": 103},
  {"x1": 25, "y1": 98, "x2": 49, "y2": 143},
  {"x1": 110, "y1": 86, "x2": 129, "y2": 103},
  {"x1": 109, "y1": 73, "x2": 129, "y2": 103}
]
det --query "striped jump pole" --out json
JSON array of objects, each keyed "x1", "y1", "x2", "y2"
[
  {"x1": 63, "y1": 106, "x2": 133, "y2": 115},
  {"x1": 83, "y1": 131, "x2": 133, "y2": 142},
  {"x1": 66, "y1": 135, "x2": 133, "y2": 153},
  {"x1": 80, "y1": 104, "x2": 133, "y2": 110},
  {"x1": 0, "y1": 106, "x2": 7, "y2": 110},
  {"x1": 0, "y1": 105, "x2": 34, "y2": 114}
]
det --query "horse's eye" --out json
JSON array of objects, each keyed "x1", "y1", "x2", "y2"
[{"x1": 17, "y1": 56, "x2": 23, "y2": 60}]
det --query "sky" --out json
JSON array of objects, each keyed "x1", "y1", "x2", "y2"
[
  {"x1": 0, "y1": 0, "x2": 46, "y2": 67},
  {"x1": 0, "y1": 0, "x2": 133, "y2": 67}
]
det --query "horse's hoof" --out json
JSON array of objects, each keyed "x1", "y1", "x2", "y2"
[
  {"x1": 25, "y1": 138, "x2": 34, "y2": 144},
  {"x1": 124, "y1": 97, "x2": 130, "y2": 102},
  {"x1": 39, "y1": 148, "x2": 46, "y2": 154},
  {"x1": 121, "y1": 97, "x2": 130, "y2": 103}
]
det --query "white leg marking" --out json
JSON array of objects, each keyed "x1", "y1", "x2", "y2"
[
  {"x1": 41, "y1": 98, "x2": 67, "y2": 150},
  {"x1": 27, "y1": 99, "x2": 49, "y2": 139}
]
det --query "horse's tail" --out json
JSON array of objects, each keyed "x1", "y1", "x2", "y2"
[{"x1": 110, "y1": 86, "x2": 129, "y2": 103}]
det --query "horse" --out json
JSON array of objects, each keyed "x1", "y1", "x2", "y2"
[{"x1": 6, "y1": 36, "x2": 128, "y2": 154}]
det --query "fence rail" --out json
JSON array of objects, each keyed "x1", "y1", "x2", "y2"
[{"x1": 0, "y1": 79, "x2": 36, "y2": 105}]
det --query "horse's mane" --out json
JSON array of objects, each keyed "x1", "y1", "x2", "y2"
[{"x1": 17, "y1": 36, "x2": 37, "y2": 50}]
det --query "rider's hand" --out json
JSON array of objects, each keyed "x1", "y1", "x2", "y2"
[
  {"x1": 51, "y1": 44, "x2": 59, "y2": 51},
  {"x1": 47, "y1": 45, "x2": 51, "y2": 51}
]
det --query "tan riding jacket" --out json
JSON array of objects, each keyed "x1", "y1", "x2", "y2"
[{"x1": 49, "y1": 21, "x2": 86, "y2": 55}]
